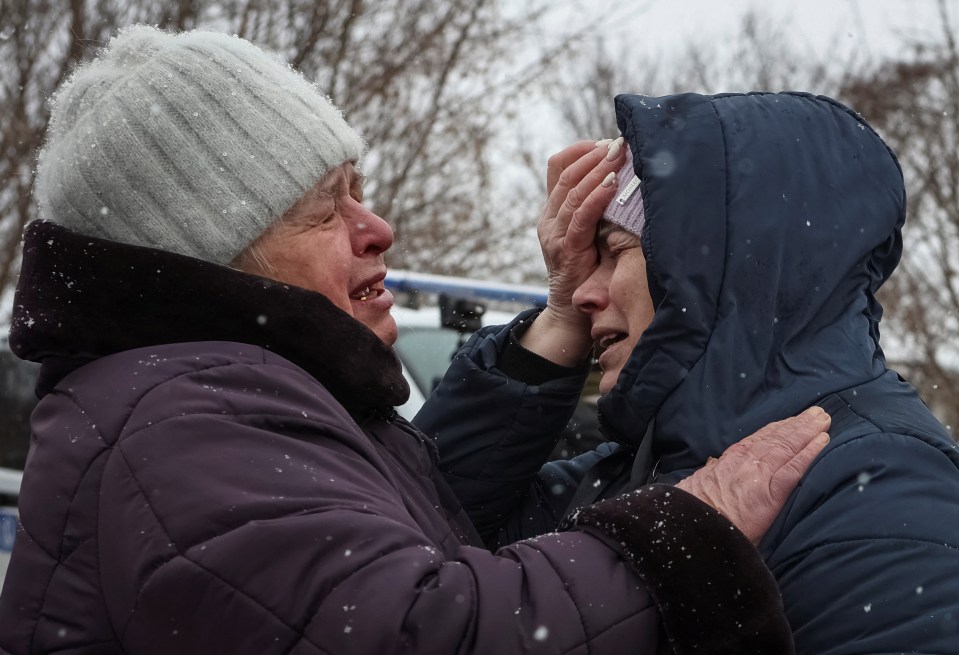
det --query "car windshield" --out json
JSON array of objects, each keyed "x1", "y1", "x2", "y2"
[{"x1": 394, "y1": 326, "x2": 465, "y2": 396}]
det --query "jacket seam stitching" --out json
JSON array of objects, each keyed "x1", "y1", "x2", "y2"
[
  {"x1": 466, "y1": 360, "x2": 529, "y2": 502},
  {"x1": 134, "y1": 552, "x2": 336, "y2": 654},
  {"x1": 40, "y1": 637, "x2": 118, "y2": 654},
  {"x1": 538, "y1": 534, "x2": 660, "y2": 654},
  {"x1": 799, "y1": 421, "x2": 956, "y2": 484},
  {"x1": 526, "y1": 542, "x2": 594, "y2": 655},
  {"x1": 774, "y1": 534, "x2": 959, "y2": 574},
  {"x1": 110, "y1": 442, "x2": 177, "y2": 642},
  {"x1": 702, "y1": 96, "x2": 733, "y2": 337},
  {"x1": 114, "y1": 356, "x2": 308, "y2": 437},
  {"x1": 21, "y1": 393, "x2": 120, "y2": 653},
  {"x1": 121, "y1": 409, "x2": 347, "y2": 443},
  {"x1": 108, "y1": 443, "x2": 332, "y2": 653}
]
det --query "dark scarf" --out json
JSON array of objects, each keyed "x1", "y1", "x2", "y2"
[{"x1": 9, "y1": 220, "x2": 409, "y2": 416}]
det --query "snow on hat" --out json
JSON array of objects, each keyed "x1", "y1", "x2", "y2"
[
  {"x1": 34, "y1": 24, "x2": 365, "y2": 265},
  {"x1": 603, "y1": 145, "x2": 645, "y2": 238}
]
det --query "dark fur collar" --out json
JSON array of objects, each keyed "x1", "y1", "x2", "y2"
[
  {"x1": 565, "y1": 484, "x2": 795, "y2": 654},
  {"x1": 10, "y1": 220, "x2": 409, "y2": 415}
]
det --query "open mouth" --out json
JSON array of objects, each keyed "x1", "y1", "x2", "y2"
[
  {"x1": 350, "y1": 284, "x2": 385, "y2": 302},
  {"x1": 596, "y1": 332, "x2": 627, "y2": 356}
]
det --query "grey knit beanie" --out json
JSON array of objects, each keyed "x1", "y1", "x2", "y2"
[
  {"x1": 603, "y1": 146, "x2": 645, "y2": 238},
  {"x1": 35, "y1": 24, "x2": 365, "y2": 265}
]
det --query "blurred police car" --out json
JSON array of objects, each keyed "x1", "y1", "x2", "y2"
[
  {"x1": 387, "y1": 270, "x2": 603, "y2": 462},
  {"x1": 387, "y1": 269, "x2": 551, "y2": 420}
]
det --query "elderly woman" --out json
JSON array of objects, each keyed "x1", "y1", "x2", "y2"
[
  {"x1": 423, "y1": 92, "x2": 959, "y2": 654},
  {"x1": 0, "y1": 28, "x2": 828, "y2": 654}
]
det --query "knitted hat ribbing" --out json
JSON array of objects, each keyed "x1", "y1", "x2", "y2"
[
  {"x1": 603, "y1": 146, "x2": 645, "y2": 238},
  {"x1": 35, "y1": 25, "x2": 365, "y2": 265}
]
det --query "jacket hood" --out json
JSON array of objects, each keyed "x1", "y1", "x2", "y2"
[
  {"x1": 597, "y1": 92, "x2": 905, "y2": 477},
  {"x1": 10, "y1": 220, "x2": 409, "y2": 414}
]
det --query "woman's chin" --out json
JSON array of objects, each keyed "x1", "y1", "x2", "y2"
[
  {"x1": 597, "y1": 369, "x2": 620, "y2": 395},
  {"x1": 368, "y1": 315, "x2": 398, "y2": 346},
  {"x1": 353, "y1": 292, "x2": 397, "y2": 345}
]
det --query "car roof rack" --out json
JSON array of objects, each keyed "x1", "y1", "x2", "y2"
[{"x1": 385, "y1": 270, "x2": 547, "y2": 307}]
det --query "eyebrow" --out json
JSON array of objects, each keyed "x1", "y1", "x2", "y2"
[
  {"x1": 597, "y1": 221, "x2": 643, "y2": 250},
  {"x1": 317, "y1": 168, "x2": 365, "y2": 198},
  {"x1": 597, "y1": 221, "x2": 620, "y2": 242}
]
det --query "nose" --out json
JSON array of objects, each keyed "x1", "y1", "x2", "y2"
[
  {"x1": 572, "y1": 261, "x2": 612, "y2": 317},
  {"x1": 348, "y1": 201, "x2": 394, "y2": 256}
]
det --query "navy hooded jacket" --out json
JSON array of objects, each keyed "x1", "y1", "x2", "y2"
[{"x1": 419, "y1": 92, "x2": 959, "y2": 654}]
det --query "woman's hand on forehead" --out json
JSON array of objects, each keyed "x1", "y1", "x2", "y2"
[{"x1": 538, "y1": 138, "x2": 625, "y2": 318}]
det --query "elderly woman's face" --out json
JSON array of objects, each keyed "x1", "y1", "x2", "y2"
[
  {"x1": 572, "y1": 224, "x2": 655, "y2": 394},
  {"x1": 243, "y1": 162, "x2": 398, "y2": 345}
]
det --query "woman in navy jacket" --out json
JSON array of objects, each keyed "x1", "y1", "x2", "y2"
[{"x1": 421, "y1": 92, "x2": 959, "y2": 654}]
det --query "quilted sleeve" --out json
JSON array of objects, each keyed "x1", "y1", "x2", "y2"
[
  {"x1": 98, "y1": 357, "x2": 786, "y2": 655},
  {"x1": 418, "y1": 317, "x2": 593, "y2": 545},
  {"x1": 764, "y1": 431, "x2": 959, "y2": 654}
]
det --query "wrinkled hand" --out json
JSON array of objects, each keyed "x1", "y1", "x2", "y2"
[
  {"x1": 524, "y1": 138, "x2": 625, "y2": 364},
  {"x1": 676, "y1": 406, "x2": 831, "y2": 544},
  {"x1": 540, "y1": 138, "x2": 625, "y2": 321}
]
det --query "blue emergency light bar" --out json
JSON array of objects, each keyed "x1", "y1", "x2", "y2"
[{"x1": 385, "y1": 270, "x2": 548, "y2": 307}]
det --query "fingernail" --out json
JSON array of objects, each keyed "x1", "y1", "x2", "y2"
[
  {"x1": 816, "y1": 408, "x2": 831, "y2": 426},
  {"x1": 802, "y1": 406, "x2": 823, "y2": 418},
  {"x1": 595, "y1": 138, "x2": 614, "y2": 147},
  {"x1": 815, "y1": 432, "x2": 830, "y2": 445},
  {"x1": 602, "y1": 171, "x2": 616, "y2": 187},
  {"x1": 606, "y1": 137, "x2": 624, "y2": 161}
]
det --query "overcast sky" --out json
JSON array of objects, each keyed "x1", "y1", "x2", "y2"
[
  {"x1": 514, "y1": 0, "x2": 953, "y2": 159},
  {"x1": 558, "y1": 0, "x2": 948, "y2": 62}
]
